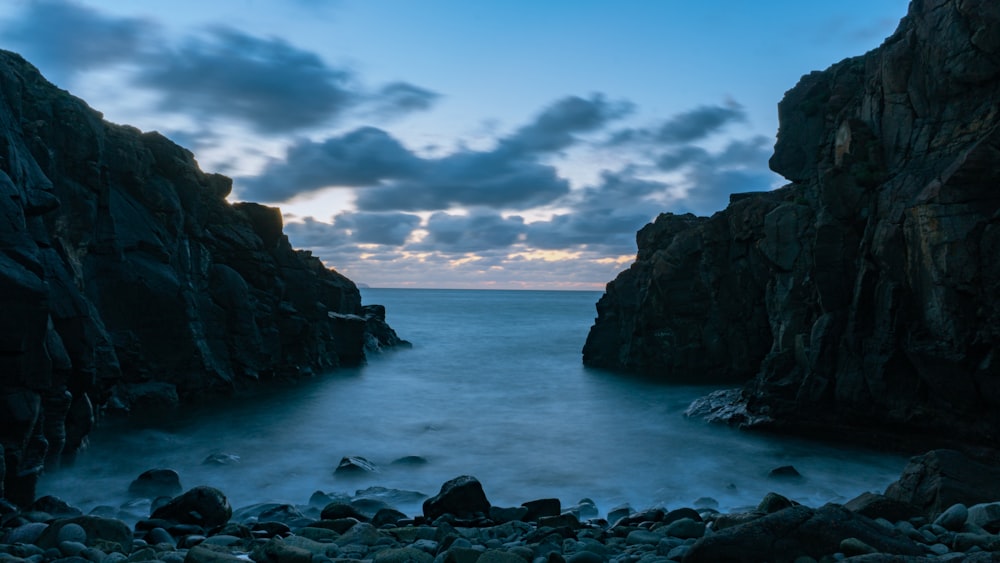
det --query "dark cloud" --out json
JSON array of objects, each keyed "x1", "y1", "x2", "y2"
[
  {"x1": 3, "y1": 0, "x2": 156, "y2": 84},
  {"x1": 333, "y1": 211, "x2": 422, "y2": 246},
  {"x1": 501, "y1": 95, "x2": 633, "y2": 155},
  {"x1": 353, "y1": 154, "x2": 570, "y2": 211},
  {"x1": 135, "y1": 27, "x2": 356, "y2": 134},
  {"x1": 239, "y1": 127, "x2": 421, "y2": 201},
  {"x1": 244, "y1": 94, "x2": 627, "y2": 209},
  {"x1": 609, "y1": 103, "x2": 746, "y2": 146},
  {"x1": 417, "y1": 211, "x2": 525, "y2": 252},
  {"x1": 370, "y1": 82, "x2": 441, "y2": 117}
]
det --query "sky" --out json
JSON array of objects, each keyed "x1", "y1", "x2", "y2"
[{"x1": 0, "y1": 0, "x2": 911, "y2": 289}]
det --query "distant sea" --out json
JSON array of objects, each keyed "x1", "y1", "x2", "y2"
[{"x1": 38, "y1": 288, "x2": 906, "y2": 519}]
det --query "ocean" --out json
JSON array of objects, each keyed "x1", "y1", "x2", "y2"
[{"x1": 36, "y1": 288, "x2": 907, "y2": 520}]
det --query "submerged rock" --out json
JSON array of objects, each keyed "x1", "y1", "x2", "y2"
[
  {"x1": 128, "y1": 469, "x2": 183, "y2": 499},
  {"x1": 422, "y1": 475, "x2": 491, "y2": 521}
]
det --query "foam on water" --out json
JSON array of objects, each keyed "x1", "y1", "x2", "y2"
[{"x1": 38, "y1": 288, "x2": 907, "y2": 520}]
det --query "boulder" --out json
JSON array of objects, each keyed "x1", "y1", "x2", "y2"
[
  {"x1": 684, "y1": 504, "x2": 923, "y2": 562},
  {"x1": 422, "y1": 476, "x2": 491, "y2": 520},
  {"x1": 34, "y1": 516, "x2": 133, "y2": 554},
  {"x1": 884, "y1": 450, "x2": 1000, "y2": 519},
  {"x1": 151, "y1": 486, "x2": 232, "y2": 529},
  {"x1": 128, "y1": 469, "x2": 183, "y2": 498},
  {"x1": 844, "y1": 492, "x2": 921, "y2": 523}
]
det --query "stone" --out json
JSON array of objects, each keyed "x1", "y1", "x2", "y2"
[
  {"x1": 625, "y1": 530, "x2": 662, "y2": 546},
  {"x1": 489, "y1": 506, "x2": 529, "y2": 523},
  {"x1": 335, "y1": 522, "x2": 380, "y2": 546},
  {"x1": 128, "y1": 469, "x2": 183, "y2": 498},
  {"x1": 685, "y1": 505, "x2": 925, "y2": 562},
  {"x1": 152, "y1": 486, "x2": 232, "y2": 529},
  {"x1": 390, "y1": 456, "x2": 428, "y2": 466},
  {"x1": 885, "y1": 450, "x2": 1000, "y2": 519},
  {"x1": 477, "y1": 549, "x2": 527, "y2": 563},
  {"x1": 373, "y1": 546, "x2": 434, "y2": 563},
  {"x1": 35, "y1": 516, "x2": 133, "y2": 554},
  {"x1": 757, "y1": 492, "x2": 795, "y2": 514},
  {"x1": 31, "y1": 496, "x2": 83, "y2": 519},
  {"x1": 184, "y1": 544, "x2": 246, "y2": 563},
  {"x1": 844, "y1": 492, "x2": 921, "y2": 523},
  {"x1": 321, "y1": 503, "x2": 369, "y2": 522},
  {"x1": 768, "y1": 465, "x2": 803, "y2": 479},
  {"x1": 372, "y1": 508, "x2": 408, "y2": 528},
  {"x1": 57, "y1": 523, "x2": 88, "y2": 544},
  {"x1": 335, "y1": 456, "x2": 379, "y2": 475},
  {"x1": 967, "y1": 502, "x2": 1000, "y2": 533},
  {"x1": 250, "y1": 537, "x2": 314, "y2": 563},
  {"x1": 422, "y1": 476, "x2": 491, "y2": 520},
  {"x1": 5, "y1": 522, "x2": 49, "y2": 544},
  {"x1": 662, "y1": 518, "x2": 704, "y2": 540},
  {"x1": 521, "y1": 499, "x2": 561, "y2": 522},
  {"x1": 934, "y1": 503, "x2": 969, "y2": 531}
]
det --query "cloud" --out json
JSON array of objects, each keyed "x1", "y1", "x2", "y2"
[
  {"x1": 609, "y1": 102, "x2": 746, "y2": 146},
  {"x1": 369, "y1": 82, "x2": 441, "y2": 118},
  {"x1": 501, "y1": 94, "x2": 633, "y2": 155},
  {"x1": 239, "y1": 127, "x2": 421, "y2": 201},
  {"x1": 242, "y1": 94, "x2": 627, "y2": 209},
  {"x1": 3, "y1": 0, "x2": 156, "y2": 84},
  {"x1": 134, "y1": 27, "x2": 356, "y2": 134},
  {"x1": 333, "y1": 211, "x2": 422, "y2": 246},
  {"x1": 417, "y1": 211, "x2": 526, "y2": 252}
]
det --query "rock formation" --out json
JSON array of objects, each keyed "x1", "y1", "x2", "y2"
[
  {"x1": 0, "y1": 50, "x2": 406, "y2": 504},
  {"x1": 584, "y1": 0, "x2": 1000, "y2": 449}
]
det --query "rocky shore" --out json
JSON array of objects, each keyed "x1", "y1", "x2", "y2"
[{"x1": 2, "y1": 450, "x2": 1000, "y2": 563}]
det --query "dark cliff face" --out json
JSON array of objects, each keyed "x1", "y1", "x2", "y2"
[
  {"x1": 0, "y1": 51, "x2": 405, "y2": 504},
  {"x1": 584, "y1": 0, "x2": 1000, "y2": 448}
]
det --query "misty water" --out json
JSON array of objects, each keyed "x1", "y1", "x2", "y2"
[{"x1": 38, "y1": 288, "x2": 907, "y2": 521}]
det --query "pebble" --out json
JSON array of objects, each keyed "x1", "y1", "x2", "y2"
[{"x1": 9, "y1": 479, "x2": 1000, "y2": 563}]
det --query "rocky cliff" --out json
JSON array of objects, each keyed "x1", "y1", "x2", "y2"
[
  {"x1": 0, "y1": 51, "x2": 407, "y2": 504},
  {"x1": 584, "y1": 0, "x2": 1000, "y2": 449}
]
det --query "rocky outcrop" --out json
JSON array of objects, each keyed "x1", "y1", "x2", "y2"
[
  {"x1": 584, "y1": 0, "x2": 1000, "y2": 448},
  {"x1": 0, "y1": 50, "x2": 406, "y2": 504}
]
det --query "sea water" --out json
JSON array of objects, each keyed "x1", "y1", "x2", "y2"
[{"x1": 37, "y1": 288, "x2": 907, "y2": 520}]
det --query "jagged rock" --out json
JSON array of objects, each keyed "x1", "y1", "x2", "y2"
[
  {"x1": 0, "y1": 49, "x2": 406, "y2": 503},
  {"x1": 585, "y1": 0, "x2": 1000, "y2": 449},
  {"x1": 422, "y1": 475, "x2": 491, "y2": 520},
  {"x1": 334, "y1": 456, "x2": 379, "y2": 475}
]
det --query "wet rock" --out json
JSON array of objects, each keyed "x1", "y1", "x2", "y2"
[
  {"x1": 489, "y1": 506, "x2": 529, "y2": 523},
  {"x1": 422, "y1": 476, "x2": 491, "y2": 520},
  {"x1": 152, "y1": 486, "x2": 232, "y2": 529},
  {"x1": 521, "y1": 499, "x2": 561, "y2": 522},
  {"x1": 335, "y1": 456, "x2": 379, "y2": 475},
  {"x1": 663, "y1": 517, "x2": 704, "y2": 540},
  {"x1": 390, "y1": 456, "x2": 428, "y2": 466},
  {"x1": 320, "y1": 502, "x2": 369, "y2": 522},
  {"x1": 684, "y1": 505, "x2": 923, "y2": 562},
  {"x1": 844, "y1": 492, "x2": 921, "y2": 523},
  {"x1": 967, "y1": 502, "x2": 1000, "y2": 533},
  {"x1": 128, "y1": 469, "x2": 183, "y2": 498},
  {"x1": 31, "y1": 496, "x2": 83, "y2": 519},
  {"x1": 885, "y1": 450, "x2": 1000, "y2": 519},
  {"x1": 934, "y1": 503, "x2": 969, "y2": 531},
  {"x1": 184, "y1": 544, "x2": 246, "y2": 563},
  {"x1": 373, "y1": 546, "x2": 433, "y2": 563},
  {"x1": 5, "y1": 521, "x2": 49, "y2": 544},
  {"x1": 757, "y1": 492, "x2": 795, "y2": 514},
  {"x1": 768, "y1": 465, "x2": 803, "y2": 479},
  {"x1": 372, "y1": 507, "x2": 408, "y2": 528},
  {"x1": 35, "y1": 516, "x2": 133, "y2": 554}
]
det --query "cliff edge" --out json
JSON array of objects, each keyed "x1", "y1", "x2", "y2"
[
  {"x1": 0, "y1": 51, "x2": 406, "y2": 504},
  {"x1": 584, "y1": 0, "x2": 1000, "y2": 449}
]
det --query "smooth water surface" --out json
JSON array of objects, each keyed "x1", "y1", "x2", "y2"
[{"x1": 38, "y1": 288, "x2": 907, "y2": 519}]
